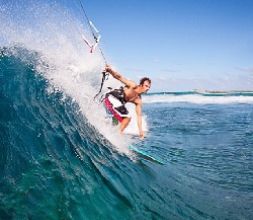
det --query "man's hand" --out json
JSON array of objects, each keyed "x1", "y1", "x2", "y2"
[
  {"x1": 139, "y1": 130, "x2": 145, "y2": 140},
  {"x1": 104, "y1": 64, "x2": 113, "y2": 73}
]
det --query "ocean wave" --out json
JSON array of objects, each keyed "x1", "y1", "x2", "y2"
[
  {"x1": 143, "y1": 93, "x2": 253, "y2": 104},
  {"x1": 0, "y1": 48, "x2": 141, "y2": 219}
]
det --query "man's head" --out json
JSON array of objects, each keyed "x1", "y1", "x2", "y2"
[{"x1": 139, "y1": 77, "x2": 151, "y2": 93}]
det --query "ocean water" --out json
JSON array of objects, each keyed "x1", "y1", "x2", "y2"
[
  {"x1": 1, "y1": 1, "x2": 253, "y2": 219},
  {"x1": 1, "y1": 48, "x2": 253, "y2": 220}
]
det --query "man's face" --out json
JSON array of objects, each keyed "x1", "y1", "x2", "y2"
[{"x1": 141, "y1": 80, "x2": 151, "y2": 93}]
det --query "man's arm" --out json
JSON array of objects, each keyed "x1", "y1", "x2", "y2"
[
  {"x1": 135, "y1": 100, "x2": 144, "y2": 139},
  {"x1": 105, "y1": 65, "x2": 136, "y2": 88}
]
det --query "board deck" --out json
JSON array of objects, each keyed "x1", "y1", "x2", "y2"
[{"x1": 128, "y1": 145, "x2": 164, "y2": 165}]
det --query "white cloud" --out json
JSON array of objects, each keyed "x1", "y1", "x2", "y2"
[{"x1": 235, "y1": 67, "x2": 253, "y2": 74}]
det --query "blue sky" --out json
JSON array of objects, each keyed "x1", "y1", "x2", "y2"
[
  {"x1": 1, "y1": 0, "x2": 253, "y2": 91},
  {"x1": 76, "y1": 0, "x2": 253, "y2": 91}
]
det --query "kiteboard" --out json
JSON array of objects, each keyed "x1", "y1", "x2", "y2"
[{"x1": 128, "y1": 145, "x2": 164, "y2": 165}]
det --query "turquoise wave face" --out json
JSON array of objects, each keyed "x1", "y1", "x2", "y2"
[{"x1": 0, "y1": 48, "x2": 134, "y2": 219}]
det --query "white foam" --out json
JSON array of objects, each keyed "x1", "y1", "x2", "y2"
[
  {"x1": 123, "y1": 103, "x2": 148, "y2": 135},
  {"x1": 142, "y1": 94, "x2": 253, "y2": 104}
]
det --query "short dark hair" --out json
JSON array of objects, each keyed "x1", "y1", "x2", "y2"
[{"x1": 139, "y1": 77, "x2": 151, "y2": 85}]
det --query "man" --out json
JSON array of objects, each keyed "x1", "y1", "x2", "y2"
[{"x1": 104, "y1": 65, "x2": 151, "y2": 139}]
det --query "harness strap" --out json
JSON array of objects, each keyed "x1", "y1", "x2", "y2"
[{"x1": 93, "y1": 71, "x2": 109, "y2": 100}]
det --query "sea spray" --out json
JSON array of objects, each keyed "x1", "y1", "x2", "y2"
[{"x1": 0, "y1": 0, "x2": 135, "y2": 154}]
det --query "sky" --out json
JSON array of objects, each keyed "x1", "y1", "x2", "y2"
[
  {"x1": 1, "y1": 0, "x2": 253, "y2": 92},
  {"x1": 76, "y1": 0, "x2": 253, "y2": 92}
]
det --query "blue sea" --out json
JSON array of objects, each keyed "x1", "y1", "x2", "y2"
[{"x1": 1, "y1": 47, "x2": 253, "y2": 220}]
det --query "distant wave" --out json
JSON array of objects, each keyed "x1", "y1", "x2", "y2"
[
  {"x1": 149, "y1": 91, "x2": 253, "y2": 96},
  {"x1": 143, "y1": 92, "x2": 253, "y2": 104}
]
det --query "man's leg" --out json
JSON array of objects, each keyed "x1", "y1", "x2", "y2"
[{"x1": 120, "y1": 117, "x2": 131, "y2": 133}]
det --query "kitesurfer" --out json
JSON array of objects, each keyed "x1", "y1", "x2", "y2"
[{"x1": 104, "y1": 65, "x2": 151, "y2": 139}]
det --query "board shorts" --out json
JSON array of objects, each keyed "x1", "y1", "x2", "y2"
[{"x1": 104, "y1": 94, "x2": 130, "y2": 122}]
